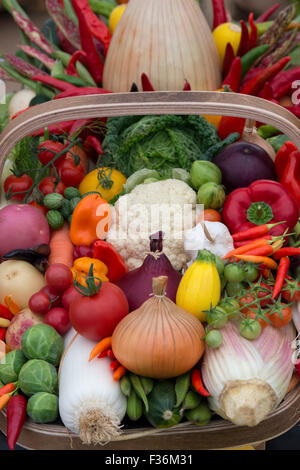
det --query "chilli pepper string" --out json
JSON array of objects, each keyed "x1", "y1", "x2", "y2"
[
  {"x1": 211, "y1": 0, "x2": 227, "y2": 29},
  {"x1": 248, "y1": 13, "x2": 258, "y2": 49},
  {"x1": 222, "y1": 42, "x2": 235, "y2": 77},
  {"x1": 141, "y1": 73, "x2": 155, "y2": 92},
  {"x1": 273, "y1": 247, "x2": 300, "y2": 260},
  {"x1": 256, "y1": 3, "x2": 280, "y2": 23},
  {"x1": 222, "y1": 57, "x2": 242, "y2": 93},
  {"x1": 237, "y1": 20, "x2": 250, "y2": 57}
]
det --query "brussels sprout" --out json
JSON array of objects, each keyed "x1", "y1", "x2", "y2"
[
  {"x1": 0, "y1": 350, "x2": 27, "y2": 384},
  {"x1": 27, "y1": 392, "x2": 58, "y2": 423},
  {"x1": 18, "y1": 359, "x2": 58, "y2": 397},
  {"x1": 21, "y1": 324, "x2": 63, "y2": 366}
]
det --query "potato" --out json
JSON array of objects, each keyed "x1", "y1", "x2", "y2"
[
  {"x1": 6, "y1": 309, "x2": 45, "y2": 351},
  {"x1": 0, "y1": 260, "x2": 46, "y2": 310}
]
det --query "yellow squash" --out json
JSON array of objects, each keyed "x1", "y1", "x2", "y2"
[{"x1": 176, "y1": 249, "x2": 221, "y2": 321}]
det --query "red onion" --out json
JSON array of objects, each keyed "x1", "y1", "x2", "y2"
[{"x1": 115, "y1": 232, "x2": 182, "y2": 312}]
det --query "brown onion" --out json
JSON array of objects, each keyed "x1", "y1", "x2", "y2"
[{"x1": 112, "y1": 276, "x2": 205, "y2": 379}]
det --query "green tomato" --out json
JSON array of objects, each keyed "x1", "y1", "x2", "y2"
[
  {"x1": 226, "y1": 281, "x2": 245, "y2": 297},
  {"x1": 190, "y1": 161, "x2": 222, "y2": 190},
  {"x1": 206, "y1": 306, "x2": 228, "y2": 329},
  {"x1": 243, "y1": 263, "x2": 259, "y2": 282},
  {"x1": 197, "y1": 182, "x2": 226, "y2": 210},
  {"x1": 239, "y1": 319, "x2": 262, "y2": 340},
  {"x1": 184, "y1": 403, "x2": 212, "y2": 426},
  {"x1": 219, "y1": 298, "x2": 240, "y2": 319},
  {"x1": 21, "y1": 324, "x2": 63, "y2": 367},
  {"x1": 205, "y1": 329, "x2": 223, "y2": 348},
  {"x1": 0, "y1": 350, "x2": 27, "y2": 384},
  {"x1": 27, "y1": 392, "x2": 58, "y2": 424},
  {"x1": 215, "y1": 256, "x2": 225, "y2": 276},
  {"x1": 224, "y1": 263, "x2": 245, "y2": 283}
]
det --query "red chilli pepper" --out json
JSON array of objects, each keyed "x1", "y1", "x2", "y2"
[
  {"x1": 239, "y1": 56, "x2": 291, "y2": 96},
  {"x1": 84, "y1": 135, "x2": 104, "y2": 156},
  {"x1": 237, "y1": 20, "x2": 250, "y2": 57},
  {"x1": 183, "y1": 80, "x2": 191, "y2": 91},
  {"x1": 66, "y1": 50, "x2": 88, "y2": 77},
  {"x1": 222, "y1": 42, "x2": 235, "y2": 78},
  {"x1": 141, "y1": 73, "x2": 155, "y2": 92},
  {"x1": 248, "y1": 13, "x2": 258, "y2": 49},
  {"x1": 6, "y1": 395, "x2": 27, "y2": 450},
  {"x1": 272, "y1": 256, "x2": 290, "y2": 299},
  {"x1": 29, "y1": 120, "x2": 76, "y2": 138},
  {"x1": 232, "y1": 222, "x2": 286, "y2": 242},
  {"x1": 191, "y1": 369, "x2": 210, "y2": 397},
  {"x1": 222, "y1": 57, "x2": 242, "y2": 93},
  {"x1": 54, "y1": 87, "x2": 112, "y2": 100},
  {"x1": 275, "y1": 141, "x2": 298, "y2": 180},
  {"x1": 110, "y1": 359, "x2": 121, "y2": 371},
  {"x1": 71, "y1": 0, "x2": 104, "y2": 84},
  {"x1": 0, "y1": 383, "x2": 16, "y2": 398},
  {"x1": 256, "y1": 3, "x2": 280, "y2": 23},
  {"x1": 93, "y1": 240, "x2": 128, "y2": 283},
  {"x1": 0, "y1": 328, "x2": 6, "y2": 342},
  {"x1": 0, "y1": 304, "x2": 13, "y2": 321},
  {"x1": 273, "y1": 247, "x2": 300, "y2": 260},
  {"x1": 270, "y1": 66, "x2": 300, "y2": 99},
  {"x1": 71, "y1": 0, "x2": 112, "y2": 55},
  {"x1": 31, "y1": 74, "x2": 77, "y2": 92},
  {"x1": 212, "y1": 0, "x2": 227, "y2": 29}
]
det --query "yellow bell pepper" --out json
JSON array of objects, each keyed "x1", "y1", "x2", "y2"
[
  {"x1": 71, "y1": 257, "x2": 109, "y2": 287},
  {"x1": 176, "y1": 249, "x2": 221, "y2": 321},
  {"x1": 79, "y1": 167, "x2": 126, "y2": 202}
]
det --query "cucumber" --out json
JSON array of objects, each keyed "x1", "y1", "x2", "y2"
[
  {"x1": 46, "y1": 210, "x2": 65, "y2": 230},
  {"x1": 64, "y1": 187, "x2": 82, "y2": 200},
  {"x1": 43, "y1": 193, "x2": 64, "y2": 210}
]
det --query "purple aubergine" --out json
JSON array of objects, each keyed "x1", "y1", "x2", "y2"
[{"x1": 213, "y1": 141, "x2": 277, "y2": 192}]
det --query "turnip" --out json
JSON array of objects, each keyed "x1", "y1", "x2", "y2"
[
  {"x1": 5, "y1": 308, "x2": 45, "y2": 351},
  {"x1": 0, "y1": 260, "x2": 46, "y2": 310},
  {"x1": 0, "y1": 204, "x2": 50, "y2": 257}
]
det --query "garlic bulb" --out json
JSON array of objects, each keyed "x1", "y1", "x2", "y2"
[
  {"x1": 58, "y1": 329, "x2": 126, "y2": 445},
  {"x1": 202, "y1": 321, "x2": 296, "y2": 427},
  {"x1": 103, "y1": 0, "x2": 222, "y2": 92},
  {"x1": 112, "y1": 276, "x2": 205, "y2": 379}
]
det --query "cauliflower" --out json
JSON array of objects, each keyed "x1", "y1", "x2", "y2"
[{"x1": 106, "y1": 179, "x2": 198, "y2": 271}]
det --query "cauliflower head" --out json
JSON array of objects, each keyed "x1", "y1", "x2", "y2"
[{"x1": 106, "y1": 179, "x2": 198, "y2": 271}]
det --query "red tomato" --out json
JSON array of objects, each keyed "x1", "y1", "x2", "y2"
[
  {"x1": 39, "y1": 286, "x2": 61, "y2": 308},
  {"x1": 58, "y1": 158, "x2": 85, "y2": 187},
  {"x1": 281, "y1": 279, "x2": 300, "y2": 303},
  {"x1": 61, "y1": 285, "x2": 82, "y2": 311},
  {"x1": 45, "y1": 264, "x2": 73, "y2": 294},
  {"x1": 38, "y1": 140, "x2": 67, "y2": 167},
  {"x1": 39, "y1": 177, "x2": 66, "y2": 196},
  {"x1": 239, "y1": 294, "x2": 255, "y2": 314},
  {"x1": 45, "y1": 307, "x2": 71, "y2": 335},
  {"x1": 29, "y1": 292, "x2": 51, "y2": 315},
  {"x1": 4, "y1": 174, "x2": 33, "y2": 201},
  {"x1": 69, "y1": 282, "x2": 129, "y2": 341},
  {"x1": 247, "y1": 282, "x2": 273, "y2": 308},
  {"x1": 242, "y1": 308, "x2": 270, "y2": 330},
  {"x1": 266, "y1": 305, "x2": 293, "y2": 328},
  {"x1": 29, "y1": 201, "x2": 48, "y2": 215}
]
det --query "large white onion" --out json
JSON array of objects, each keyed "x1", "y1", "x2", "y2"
[{"x1": 103, "y1": 0, "x2": 222, "y2": 92}]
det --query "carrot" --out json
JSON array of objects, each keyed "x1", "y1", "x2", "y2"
[
  {"x1": 234, "y1": 254, "x2": 278, "y2": 270},
  {"x1": 89, "y1": 336, "x2": 112, "y2": 361},
  {"x1": 48, "y1": 223, "x2": 74, "y2": 268},
  {"x1": 0, "y1": 394, "x2": 11, "y2": 411},
  {"x1": 243, "y1": 239, "x2": 283, "y2": 257}
]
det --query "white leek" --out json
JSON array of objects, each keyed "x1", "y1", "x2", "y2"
[
  {"x1": 58, "y1": 329, "x2": 127, "y2": 445},
  {"x1": 202, "y1": 321, "x2": 296, "y2": 427}
]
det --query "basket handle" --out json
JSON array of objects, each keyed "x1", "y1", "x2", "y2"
[{"x1": 0, "y1": 91, "x2": 299, "y2": 176}]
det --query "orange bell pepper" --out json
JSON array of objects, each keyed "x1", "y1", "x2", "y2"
[
  {"x1": 70, "y1": 193, "x2": 111, "y2": 246},
  {"x1": 71, "y1": 257, "x2": 109, "y2": 287}
]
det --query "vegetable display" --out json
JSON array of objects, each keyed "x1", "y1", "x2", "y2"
[{"x1": 0, "y1": 0, "x2": 299, "y2": 451}]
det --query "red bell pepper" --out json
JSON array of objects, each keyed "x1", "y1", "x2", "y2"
[
  {"x1": 93, "y1": 240, "x2": 128, "y2": 283},
  {"x1": 275, "y1": 141, "x2": 300, "y2": 208},
  {"x1": 222, "y1": 180, "x2": 299, "y2": 238}
]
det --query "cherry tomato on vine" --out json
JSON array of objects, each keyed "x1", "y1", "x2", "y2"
[
  {"x1": 38, "y1": 140, "x2": 67, "y2": 167},
  {"x1": 29, "y1": 292, "x2": 51, "y2": 315},
  {"x1": 58, "y1": 158, "x2": 85, "y2": 188},
  {"x1": 266, "y1": 305, "x2": 292, "y2": 328},
  {"x1": 242, "y1": 308, "x2": 270, "y2": 330},
  {"x1": 45, "y1": 264, "x2": 73, "y2": 294},
  {"x1": 39, "y1": 286, "x2": 61, "y2": 308},
  {"x1": 4, "y1": 174, "x2": 33, "y2": 201},
  {"x1": 39, "y1": 177, "x2": 66, "y2": 196}
]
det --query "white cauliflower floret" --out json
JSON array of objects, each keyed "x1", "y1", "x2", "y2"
[{"x1": 106, "y1": 180, "x2": 198, "y2": 271}]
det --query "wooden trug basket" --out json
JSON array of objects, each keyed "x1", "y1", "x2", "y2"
[{"x1": 0, "y1": 91, "x2": 299, "y2": 450}]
